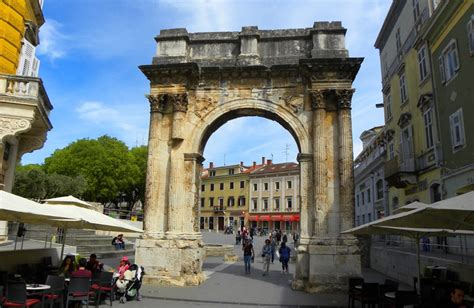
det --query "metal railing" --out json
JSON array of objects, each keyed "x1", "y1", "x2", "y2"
[{"x1": 103, "y1": 208, "x2": 143, "y2": 221}]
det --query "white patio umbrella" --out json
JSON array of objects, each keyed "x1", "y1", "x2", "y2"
[
  {"x1": 0, "y1": 191, "x2": 79, "y2": 224},
  {"x1": 43, "y1": 195, "x2": 95, "y2": 209},
  {"x1": 342, "y1": 223, "x2": 474, "y2": 293},
  {"x1": 42, "y1": 197, "x2": 143, "y2": 259}
]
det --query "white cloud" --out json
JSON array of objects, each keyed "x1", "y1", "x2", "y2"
[{"x1": 37, "y1": 19, "x2": 68, "y2": 60}]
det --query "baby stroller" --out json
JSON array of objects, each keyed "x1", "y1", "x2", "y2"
[{"x1": 115, "y1": 264, "x2": 145, "y2": 303}]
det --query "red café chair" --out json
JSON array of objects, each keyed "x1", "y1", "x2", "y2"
[
  {"x1": 42, "y1": 275, "x2": 65, "y2": 308},
  {"x1": 65, "y1": 277, "x2": 95, "y2": 308},
  {"x1": 2, "y1": 281, "x2": 40, "y2": 308},
  {"x1": 90, "y1": 272, "x2": 114, "y2": 308}
]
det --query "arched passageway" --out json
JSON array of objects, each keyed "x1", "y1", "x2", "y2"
[{"x1": 135, "y1": 23, "x2": 363, "y2": 292}]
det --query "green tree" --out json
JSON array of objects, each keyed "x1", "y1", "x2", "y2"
[
  {"x1": 44, "y1": 135, "x2": 133, "y2": 204},
  {"x1": 123, "y1": 145, "x2": 147, "y2": 210}
]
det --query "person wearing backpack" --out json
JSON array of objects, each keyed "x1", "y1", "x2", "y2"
[
  {"x1": 278, "y1": 242, "x2": 291, "y2": 273},
  {"x1": 242, "y1": 239, "x2": 254, "y2": 274}
]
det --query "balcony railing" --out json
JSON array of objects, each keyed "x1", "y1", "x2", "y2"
[{"x1": 213, "y1": 206, "x2": 226, "y2": 213}]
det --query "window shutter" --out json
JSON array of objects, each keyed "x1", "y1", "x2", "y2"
[
  {"x1": 449, "y1": 113, "x2": 457, "y2": 149},
  {"x1": 31, "y1": 57, "x2": 40, "y2": 77},
  {"x1": 438, "y1": 56, "x2": 445, "y2": 83},
  {"x1": 452, "y1": 40, "x2": 460, "y2": 71},
  {"x1": 16, "y1": 39, "x2": 36, "y2": 76},
  {"x1": 458, "y1": 110, "x2": 465, "y2": 145}
]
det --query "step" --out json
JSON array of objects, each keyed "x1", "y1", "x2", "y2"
[{"x1": 95, "y1": 249, "x2": 135, "y2": 259}]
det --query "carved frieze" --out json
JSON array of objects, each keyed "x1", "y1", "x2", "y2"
[
  {"x1": 281, "y1": 95, "x2": 304, "y2": 113},
  {"x1": 0, "y1": 118, "x2": 32, "y2": 140},
  {"x1": 193, "y1": 96, "x2": 217, "y2": 118},
  {"x1": 335, "y1": 89, "x2": 355, "y2": 109}
]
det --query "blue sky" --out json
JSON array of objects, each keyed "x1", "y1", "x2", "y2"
[{"x1": 25, "y1": 0, "x2": 391, "y2": 168}]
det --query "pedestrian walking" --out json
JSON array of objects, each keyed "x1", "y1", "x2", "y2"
[
  {"x1": 236, "y1": 230, "x2": 242, "y2": 245},
  {"x1": 279, "y1": 242, "x2": 291, "y2": 273},
  {"x1": 270, "y1": 237, "x2": 277, "y2": 263},
  {"x1": 292, "y1": 231, "x2": 299, "y2": 248},
  {"x1": 242, "y1": 239, "x2": 254, "y2": 274},
  {"x1": 261, "y1": 239, "x2": 272, "y2": 276},
  {"x1": 276, "y1": 230, "x2": 282, "y2": 245},
  {"x1": 282, "y1": 232, "x2": 288, "y2": 245}
]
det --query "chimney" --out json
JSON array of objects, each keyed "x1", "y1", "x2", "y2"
[
  {"x1": 267, "y1": 159, "x2": 272, "y2": 165},
  {"x1": 261, "y1": 156, "x2": 265, "y2": 164},
  {"x1": 209, "y1": 162, "x2": 214, "y2": 168},
  {"x1": 253, "y1": 161, "x2": 256, "y2": 168},
  {"x1": 240, "y1": 161, "x2": 244, "y2": 166}
]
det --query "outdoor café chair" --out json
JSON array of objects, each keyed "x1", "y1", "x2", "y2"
[
  {"x1": 43, "y1": 275, "x2": 65, "y2": 308},
  {"x1": 394, "y1": 290, "x2": 419, "y2": 307},
  {"x1": 351, "y1": 282, "x2": 379, "y2": 308},
  {"x1": 347, "y1": 277, "x2": 364, "y2": 307},
  {"x1": 2, "y1": 281, "x2": 41, "y2": 308},
  {"x1": 90, "y1": 272, "x2": 114, "y2": 307},
  {"x1": 65, "y1": 277, "x2": 94, "y2": 308}
]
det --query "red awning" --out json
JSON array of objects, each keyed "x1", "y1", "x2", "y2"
[
  {"x1": 282, "y1": 215, "x2": 292, "y2": 221},
  {"x1": 248, "y1": 215, "x2": 259, "y2": 221},
  {"x1": 291, "y1": 214, "x2": 300, "y2": 222},
  {"x1": 259, "y1": 215, "x2": 270, "y2": 221},
  {"x1": 271, "y1": 215, "x2": 282, "y2": 221}
]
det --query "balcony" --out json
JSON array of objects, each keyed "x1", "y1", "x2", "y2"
[
  {"x1": 384, "y1": 155, "x2": 417, "y2": 188},
  {"x1": 213, "y1": 206, "x2": 226, "y2": 213}
]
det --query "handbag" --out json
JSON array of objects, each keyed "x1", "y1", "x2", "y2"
[{"x1": 275, "y1": 250, "x2": 280, "y2": 259}]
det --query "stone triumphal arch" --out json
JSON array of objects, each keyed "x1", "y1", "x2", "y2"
[{"x1": 135, "y1": 22, "x2": 363, "y2": 292}]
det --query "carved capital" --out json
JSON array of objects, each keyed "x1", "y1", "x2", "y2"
[
  {"x1": 309, "y1": 90, "x2": 327, "y2": 110},
  {"x1": 170, "y1": 93, "x2": 188, "y2": 112},
  {"x1": 0, "y1": 118, "x2": 32, "y2": 141},
  {"x1": 336, "y1": 88, "x2": 355, "y2": 109},
  {"x1": 146, "y1": 94, "x2": 167, "y2": 113}
]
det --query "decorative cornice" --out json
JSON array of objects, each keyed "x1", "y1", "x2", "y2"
[
  {"x1": 299, "y1": 58, "x2": 363, "y2": 82},
  {"x1": 184, "y1": 153, "x2": 205, "y2": 164},
  {"x1": 297, "y1": 153, "x2": 312, "y2": 162},
  {"x1": 397, "y1": 112, "x2": 412, "y2": 128},
  {"x1": 336, "y1": 88, "x2": 355, "y2": 109},
  {"x1": 17, "y1": 133, "x2": 47, "y2": 158}
]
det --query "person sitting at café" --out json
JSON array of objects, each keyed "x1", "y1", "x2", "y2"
[
  {"x1": 112, "y1": 234, "x2": 125, "y2": 250},
  {"x1": 85, "y1": 253, "x2": 103, "y2": 274},
  {"x1": 58, "y1": 255, "x2": 76, "y2": 278},
  {"x1": 71, "y1": 258, "x2": 92, "y2": 278},
  {"x1": 117, "y1": 256, "x2": 131, "y2": 279},
  {"x1": 444, "y1": 285, "x2": 467, "y2": 308}
]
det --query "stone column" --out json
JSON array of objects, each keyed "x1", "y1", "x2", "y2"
[
  {"x1": 142, "y1": 94, "x2": 170, "y2": 238},
  {"x1": 167, "y1": 93, "x2": 188, "y2": 234},
  {"x1": 183, "y1": 153, "x2": 205, "y2": 234},
  {"x1": 336, "y1": 89, "x2": 355, "y2": 233},
  {"x1": 310, "y1": 89, "x2": 328, "y2": 237}
]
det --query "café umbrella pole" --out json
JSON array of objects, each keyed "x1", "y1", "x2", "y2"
[
  {"x1": 415, "y1": 233, "x2": 421, "y2": 294},
  {"x1": 60, "y1": 229, "x2": 67, "y2": 261}
]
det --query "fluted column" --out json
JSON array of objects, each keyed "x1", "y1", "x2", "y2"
[
  {"x1": 297, "y1": 153, "x2": 313, "y2": 240},
  {"x1": 310, "y1": 90, "x2": 328, "y2": 237},
  {"x1": 167, "y1": 93, "x2": 188, "y2": 235},
  {"x1": 143, "y1": 94, "x2": 170, "y2": 238},
  {"x1": 184, "y1": 153, "x2": 205, "y2": 235},
  {"x1": 336, "y1": 89, "x2": 355, "y2": 233}
]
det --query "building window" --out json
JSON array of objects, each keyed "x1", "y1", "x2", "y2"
[
  {"x1": 220, "y1": 183, "x2": 224, "y2": 190},
  {"x1": 287, "y1": 181, "x2": 292, "y2": 189},
  {"x1": 412, "y1": 0, "x2": 420, "y2": 21},
  {"x1": 229, "y1": 182, "x2": 234, "y2": 189},
  {"x1": 210, "y1": 170, "x2": 216, "y2": 177},
  {"x1": 252, "y1": 199, "x2": 258, "y2": 211},
  {"x1": 468, "y1": 16, "x2": 474, "y2": 55},
  {"x1": 263, "y1": 199, "x2": 268, "y2": 211},
  {"x1": 395, "y1": 28, "x2": 401, "y2": 52},
  {"x1": 200, "y1": 198, "x2": 205, "y2": 208},
  {"x1": 400, "y1": 73, "x2": 408, "y2": 103},
  {"x1": 376, "y1": 180, "x2": 384, "y2": 200},
  {"x1": 361, "y1": 192, "x2": 365, "y2": 205},
  {"x1": 209, "y1": 197, "x2": 214, "y2": 207},
  {"x1": 418, "y1": 45, "x2": 429, "y2": 81},
  {"x1": 201, "y1": 184, "x2": 205, "y2": 192},
  {"x1": 275, "y1": 182, "x2": 280, "y2": 190},
  {"x1": 385, "y1": 93, "x2": 392, "y2": 120},
  {"x1": 218, "y1": 197, "x2": 224, "y2": 206},
  {"x1": 367, "y1": 189, "x2": 371, "y2": 203},
  {"x1": 264, "y1": 183, "x2": 269, "y2": 191},
  {"x1": 356, "y1": 194, "x2": 360, "y2": 207},
  {"x1": 274, "y1": 198, "x2": 280, "y2": 210},
  {"x1": 238, "y1": 196, "x2": 246, "y2": 206},
  {"x1": 240, "y1": 181, "x2": 245, "y2": 189},
  {"x1": 253, "y1": 183, "x2": 258, "y2": 191},
  {"x1": 228, "y1": 169, "x2": 234, "y2": 175},
  {"x1": 439, "y1": 39, "x2": 460, "y2": 84},
  {"x1": 210, "y1": 184, "x2": 214, "y2": 191},
  {"x1": 286, "y1": 197, "x2": 292, "y2": 209},
  {"x1": 368, "y1": 213, "x2": 372, "y2": 223},
  {"x1": 388, "y1": 142, "x2": 395, "y2": 160},
  {"x1": 228, "y1": 196, "x2": 235, "y2": 207},
  {"x1": 356, "y1": 216, "x2": 360, "y2": 226},
  {"x1": 362, "y1": 214, "x2": 366, "y2": 224},
  {"x1": 449, "y1": 109, "x2": 465, "y2": 151},
  {"x1": 424, "y1": 109, "x2": 434, "y2": 149}
]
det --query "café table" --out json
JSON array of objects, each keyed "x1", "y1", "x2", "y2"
[
  {"x1": 385, "y1": 292, "x2": 395, "y2": 299},
  {"x1": 26, "y1": 284, "x2": 51, "y2": 308}
]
